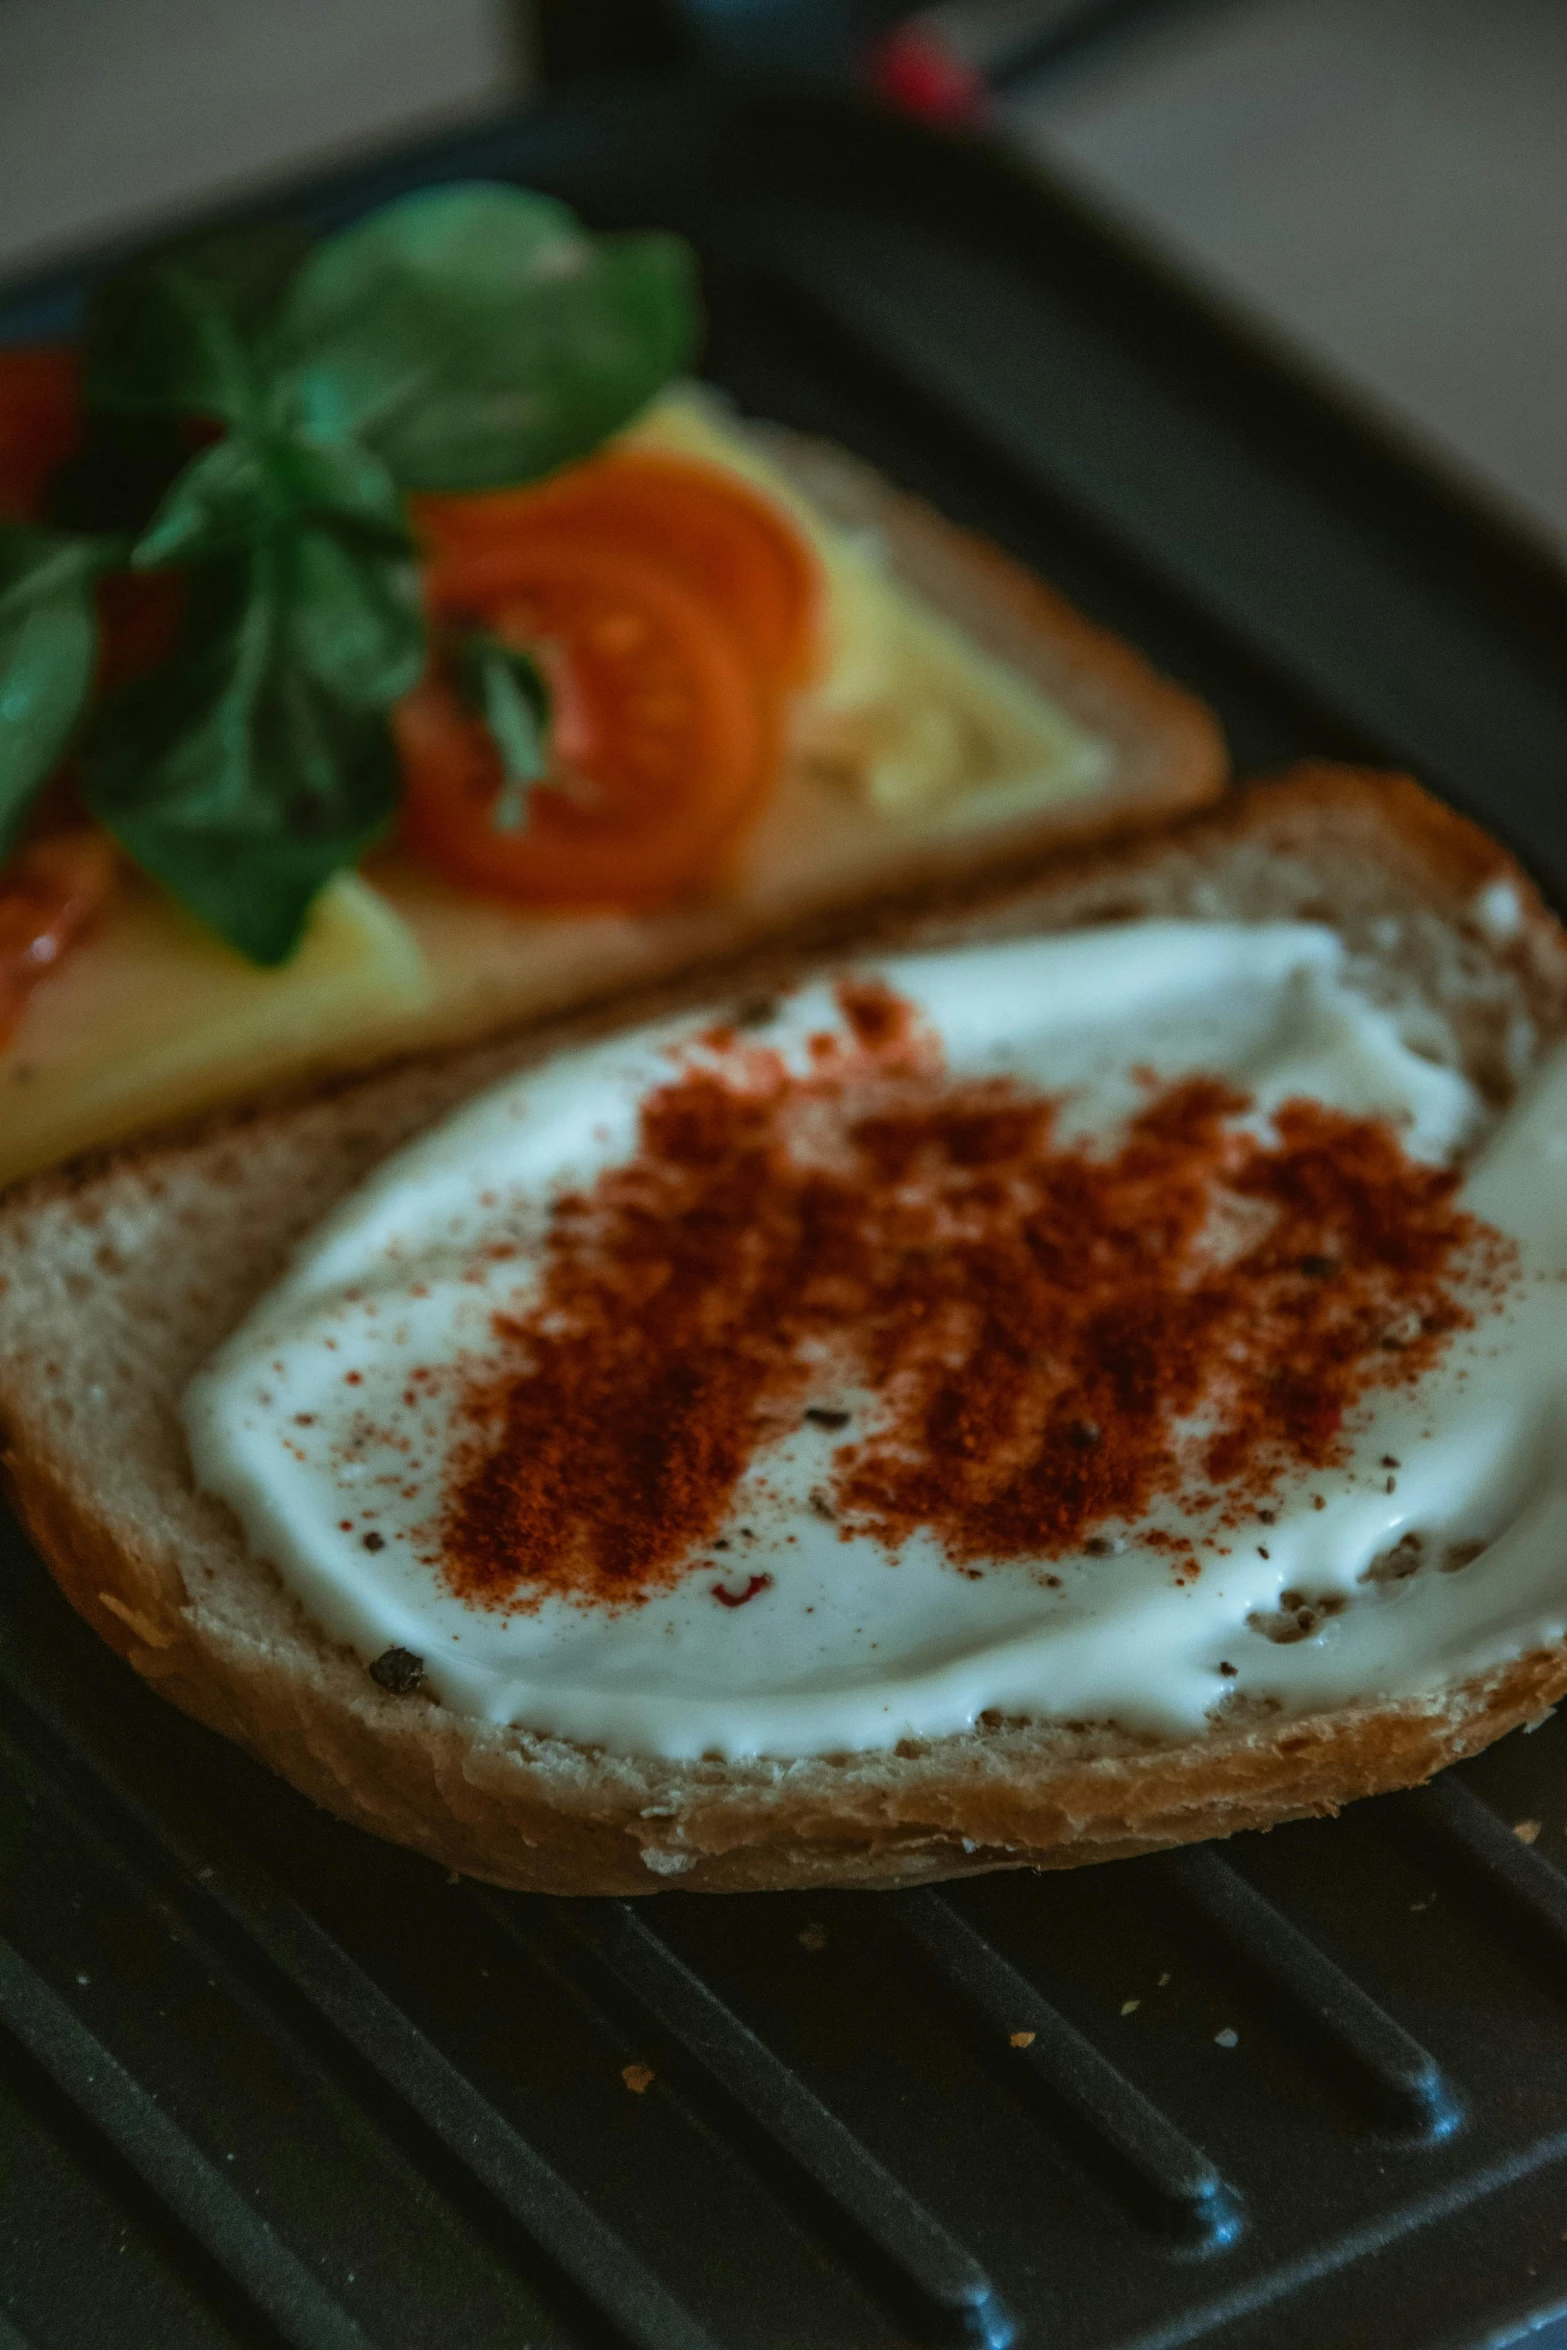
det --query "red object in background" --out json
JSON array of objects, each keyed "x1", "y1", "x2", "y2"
[
  {"x1": 867, "y1": 24, "x2": 990, "y2": 124},
  {"x1": 0, "y1": 829, "x2": 118, "y2": 1047},
  {"x1": 94, "y1": 570, "x2": 185, "y2": 695},
  {"x1": 0, "y1": 346, "x2": 81, "y2": 521},
  {"x1": 0, "y1": 344, "x2": 178, "y2": 1038},
  {"x1": 0, "y1": 346, "x2": 184, "y2": 699}
]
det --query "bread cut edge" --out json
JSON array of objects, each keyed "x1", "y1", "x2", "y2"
[{"x1": 3, "y1": 762, "x2": 1565, "y2": 1895}]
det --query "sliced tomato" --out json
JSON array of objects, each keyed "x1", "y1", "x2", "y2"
[
  {"x1": 0, "y1": 344, "x2": 185, "y2": 693},
  {"x1": 413, "y1": 449, "x2": 821, "y2": 689},
  {"x1": 397, "y1": 540, "x2": 773, "y2": 910},
  {"x1": 0, "y1": 345, "x2": 81, "y2": 521},
  {"x1": 0, "y1": 828, "x2": 118, "y2": 1049}
]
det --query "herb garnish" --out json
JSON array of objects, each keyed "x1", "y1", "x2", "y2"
[
  {"x1": 0, "y1": 183, "x2": 697, "y2": 961},
  {"x1": 0, "y1": 527, "x2": 108, "y2": 856},
  {"x1": 449, "y1": 630, "x2": 552, "y2": 833}
]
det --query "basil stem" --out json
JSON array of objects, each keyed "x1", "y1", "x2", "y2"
[
  {"x1": 0, "y1": 525, "x2": 111, "y2": 856},
  {"x1": 451, "y1": 630, "x2": 552, "y2": 831}
]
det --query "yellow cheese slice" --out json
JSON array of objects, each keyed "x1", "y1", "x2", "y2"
[{"x1": 0, "y1": 872, "x2": 427, "y2": 1184}]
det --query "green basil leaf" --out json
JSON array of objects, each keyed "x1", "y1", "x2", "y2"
[
  {"x1": 269, "y1": 434, "x2": 412, "y2": 545},
  {"x1": 287, "y1": 525, "x2": 424, "y2": 708},
  {"x1": 131, "y1": 426, "x2": 422, "y2": 707},
  {"x1": 451, "y1": 629, "x2": 550, "y2": 827},
  {"x1": 134, "y1": 428, "x2": 411, "y2": 570},
  {"x1": 0, "y1": 525, "x2": 104, "y2": 857},
  {"x1": 84, "y1": 220, "x2": 312, "y2": 426},
  {"x1": 81, "y1": 553, "x2": 400, "y2": 963},
  {"x1": 130, "y1": 435, "x2": 270, "y2": 568},
  {"x1": 273, "y1": 183, "x2": 698, "y2": 491}
]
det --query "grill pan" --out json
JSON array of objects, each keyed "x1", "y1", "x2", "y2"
[{"x1": 3, "y1": 77, "x2": 1567, "y2": 2350}]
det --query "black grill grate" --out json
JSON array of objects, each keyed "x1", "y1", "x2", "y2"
[{"x1": 3, "y1": 82, "x2": 1567, "y2": 2350}]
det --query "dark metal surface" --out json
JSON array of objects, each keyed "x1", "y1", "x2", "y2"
[{"x1": 2, "y1": 81, "x2": 1566, "y2": 2350}]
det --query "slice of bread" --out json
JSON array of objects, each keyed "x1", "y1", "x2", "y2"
[
  {"x1": 0, "y1": 413, "x2": 1225, "y2": 1190},
  {"x1": 1, "y1": 765, "x2": 1563, "y2": 1896}
]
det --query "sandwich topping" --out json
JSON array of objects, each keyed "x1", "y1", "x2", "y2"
[
  {"x1": 0, "y1": 274, "x2": 1116, "y2": 1189},
  {"x1": 182, "y1": 924, "x2": 1567, "y2": 1758}
]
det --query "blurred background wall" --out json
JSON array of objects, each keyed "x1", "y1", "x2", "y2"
[
  {"x1": 0, "y1": 0, "x2": 526, "y2": 275},
  {"x1": 1009, "y1": 0, "x2": 1567, "y2": 558},
  {"x1": 1, "y1": 0, "x2": 1562, "y2": 554}
]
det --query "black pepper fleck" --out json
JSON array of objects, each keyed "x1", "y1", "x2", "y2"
[
  {"x1": 362, "y1": 1531, "x2": 385, "y2": 1552},
  {"x1": 804, "y1": 1407, "x2": 851, "y2": 1430},
  {"x1": 369, "y1": 1647, "x2": 425, "y2": 1695}
]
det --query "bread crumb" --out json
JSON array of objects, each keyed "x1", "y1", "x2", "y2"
[
  {"x1": 1472, "y1": 875, "x2": 1523, "y2": 944},
  {"x1": 642, "y1": 1846, "x2": 696, "y2": 1875},
  {"x1": 368, "y1": 1646, "x2": 425, "y2": 1695},
  {"x1": 1120, "y1": 1999, "x2": 1140, "y2": 2016},
  {"x1": 1009, "y1": 2030, "x2": 1035, "y2": 2048},
  {"x1": 798, "y1": 1922, "x2": 828, "y2": 1952},
  {"x1": 622, "y1": 2063, "x2": 655, "y2": 2095},
  {"x1": 1513, "y1": 1819, "x2": 1542, "y2": 1845},
  {"x1": 1214, "y1": 2027, "x2": 1238, "y2": 2049}
]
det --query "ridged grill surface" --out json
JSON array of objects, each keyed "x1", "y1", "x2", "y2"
[{"x1": 4, "y1": 82, "x2": 1567, "y2": 2350}]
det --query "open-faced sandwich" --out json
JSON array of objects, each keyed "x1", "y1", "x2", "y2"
[
  {"x1": 2, "y1": 759, "x2": 1564, "y2": 1893},
  {"x1": 0, "y1": 182, "x2": 1222, "y2": 1189},
  {"x1": 5, "y1": 183, "x2": 1562, "y2": 1899}
]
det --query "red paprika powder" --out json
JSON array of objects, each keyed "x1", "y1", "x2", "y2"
[{"x1": 439, "y1": 982, "x2": 1510, "y2": 1611}]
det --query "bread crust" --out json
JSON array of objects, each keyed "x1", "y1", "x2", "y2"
[{"x1": 2, "y1": 765, "x2": 1565, "y2": 1894}]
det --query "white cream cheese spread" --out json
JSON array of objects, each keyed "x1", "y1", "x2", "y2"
[{"x1": 182, "y1": 924, "x2": 1567, "y2": 1760}]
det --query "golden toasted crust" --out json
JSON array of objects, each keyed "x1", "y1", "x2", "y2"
[
  {"x1": 2, "y1": 764, "x2": 1565, "y2": 1894},
  {"x1": 6, "y1": 1435, "x2": 1567, "y2": 1896}
]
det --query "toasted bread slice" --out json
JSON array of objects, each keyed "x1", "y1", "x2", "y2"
[
  {"x1": 0, "y1": 409, "x2": 1224, "y2": 1189},
  {"x1": 1, "y1": 765, "x2": 1563, "y2": 1895}
]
